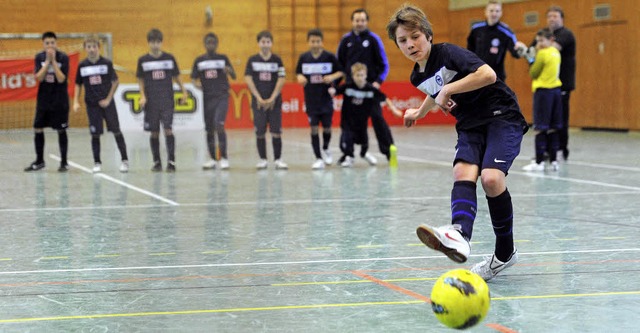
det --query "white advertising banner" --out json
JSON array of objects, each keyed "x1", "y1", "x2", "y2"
[{"x1": 114, "y1": 83, "x2": 204, "y2": 131}]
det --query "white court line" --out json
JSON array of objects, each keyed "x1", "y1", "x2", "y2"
[
  {"x1": 49, "y1": 154, "x2": 179, "y2": 206},
  {"x1": 0, "y1": 247, "x2": 638, "y2": 276}
]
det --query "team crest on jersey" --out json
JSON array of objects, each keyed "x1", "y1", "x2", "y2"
[
  {"x1": 362, "y1": 40, "x2": 370, "y2": 48},
  {"x1": 435, "y1": 75, "x2": 444, "y2": 86},
  {"x1": 491, "y1": 38, "x2": 500, "y2": 47}
]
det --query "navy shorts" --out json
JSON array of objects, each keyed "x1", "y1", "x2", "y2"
[
  {"x1": 252, "y1": 99, "x2": 282, "y2": 136},
  {"x1": 307, "y1": 108, "x2": 333, "y2": 128},
  {"x1": 33, "y1": 106, "x2": 69, "y2": 130},
  {"x1": 454, "y1": 118, "x2": 524, "y2": 175},
  {"x1": 533, "y1": 88, "x2": 563, "y2": 131},
  {"x1": 203, "y1": 96, "x2": 229, "y2": 132},
  {"x1": 87, "y1": 103, "x2": 121, "y2": 135},
  {"x1": 143, "y1": 103, "x2": 174, "y2": 132}
]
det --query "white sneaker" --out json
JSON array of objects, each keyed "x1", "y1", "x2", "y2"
[
  {"x1": 471, "y1": 249, "x2": 518, "y2": 281},
  {"x1": 256, "y1": 159, "x2": 268, "y2": 170},
  {"x1": 219, "y1": 158, "x2": 230, "y2": 170},
  {"x1": 274, "y1": 159, "x2": 288, "y2": 170},
  {"x1": 119, "y1": 160, "x2": 129, "y2": 173},
  {"x1": 202, "y1": 159, "x2": 217, "y2": 170},
  {"x1": 322, "y1": 149, "x2": 333, "y2": 165},
  {"x1": 416, "y1": 224, "x2": 471, "y2": 263},
  {"x1": 341, "y1": 156, "x2": 354, "y2": 168},
  {"x1": 92, "y1": 163, "x2": 102, "y2": 173},
  {"x1": 522, "y1": 161, "x2": 545, "y2": 171},
  {"x1": 363, "y1": 152, "x2": 378, "y2": 166},
  {"x1": 312, "y1": 159, "x2": 325, "y2": 170},
  {"x1": 550, "y1": 161, "x2": 559, "y2": 171}
]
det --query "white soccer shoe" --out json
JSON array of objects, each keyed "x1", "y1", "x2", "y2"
[
  {"x1": 416, "y1": 224, "x2": 471, "y2": 263},
  {"x1": 340, "y1": 156, "x2": 354, "y2": 168},
  {"x1": 119, "y1": 160, "x2": 129, "y2": 173},
  {"x1": 312, "y1": 159, "x2": 325, "y2": 170},
  {"x1": 202, "y1": 159, "x2": 217, "y2": 170},
  {"x1": 363, "y1": 152, "x2": 378, "y2": 166},
  {"x1": 522, "y1": 161, "x2": 544, "y2": 171},
  {"x1": 256, "y1": 159, "x2": 268, "y2": 170},
  {"x1": 471, "y1": 249, "x2": 518, "y2": 281},
  {"x1": 322, "y1": 149, "x2": 333, "y2": 165},
  {"x1": 92, "y1": 163, "x2": 102, "y2": 173},
  {"x1": 219, "y1": 158, "x2": 230, "y2": 170},
  {"x1": 274, "y1": 159, "x2": 288, "y2": 170}
]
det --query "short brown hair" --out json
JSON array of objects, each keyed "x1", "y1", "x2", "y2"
[
  {"x1": 257, "y1": 30, "x2": 273, "y2": 42},
  {"x1": 547, "y1": 5, "x2": 564, "y2": 18},
  {"x1": 351, "y1": 62, "x2": 367, "y2": 75},
  {"x1": 83, "y1": 34, "x2": 100, "y2": 47},
  {"x1": 386, "y1": 4, "x2": 433, "y2": 46}
]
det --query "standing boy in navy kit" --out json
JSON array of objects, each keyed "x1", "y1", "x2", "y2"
[
  {"x1": 25, "y1": 31, "x2": 70, "y2": 172},
  {"x1": 387, "y1": 4, "x2": 528, "y2": 281},
  {"x1": 137, "y1": 28, "x2": 188, "y2": 172},
  {"x1": 192, "y1": 32, "x2": 236, "y2": 170},
  {"x1": 244, "y1": 30, "x2": 288, "y2": 170},
  {"x1": 73, "y1": 35, "x2": 129, "y2": 173},
  {"x1": 295, "y1": 28, "x2": 344, "y2": 170}
]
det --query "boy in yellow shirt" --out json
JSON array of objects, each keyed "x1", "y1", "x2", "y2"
[{"x1": 523, "y1": 28, "x2": 562, "y2": 171}]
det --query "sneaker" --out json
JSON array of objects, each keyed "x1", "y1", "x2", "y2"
[
  {"x1": 416, "y1": 224, "x2": 471, "y2": 263},
  {"x1": 522, "y1": 161, "x2": 544, "y2": 171},
  {"x1": 550, "y1": 161, "x2": 559, "y2": 171},
  {"x1": 202, "y1": 159, "x2": 217, "y2": 170},
  {"x1": 166, "y1": 160, "x2": 176, "y2": 173},
  {"x1": 363, "y1": 152, "x2": 378, "y2": 166},
  {"x1": 24, "y1": 161, "x2": 45, "y2": 172},
  {"x1": 274, "y1": 159, "x2": 288, "y2": 170},
  {"x1": 312, "y1": 159, "x2": 325, "y2": 170},
  {"x1": 219, "y1": 158, "x2": 230, "y2": 170},
  {"x1": 389, "y1": 144, "x2": 398, "y2": 167},
  {"x1": 151, "y1": 161, "x2": 162, "y2": 172},
  {"x1": 119, "y1": 160, "x2": 129, "y2": 173},
  {"x1": 341, "y1": 156, "x2": 354, "y2": 168},
  {"x1": 92, "y1": 163, "x2": 102, "y2": 173},
  {"x1": 471, "y1": 249, "x2": 518, "y2": 281},
  {"x1": 322, "y1": 149, "x2": 333, "y2": 165},
  {"x1": 58, "y1": 163, "x2": 69, "y2": 172},
  {"x1": 256, "y1": 159, "x2": 268, "y2": 170}
]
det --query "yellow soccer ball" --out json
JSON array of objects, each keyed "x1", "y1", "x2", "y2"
[{"x1": 430, "y1": 269, "x2": 490, "y2": 329}]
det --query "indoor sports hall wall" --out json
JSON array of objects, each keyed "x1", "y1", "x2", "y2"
[{"x1": 1, "y1": 0, "x2": 638, "y2": 130}]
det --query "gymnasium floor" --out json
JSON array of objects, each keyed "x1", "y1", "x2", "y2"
[{"x1": 0, "y1": 126, "x2": 639, "y2": 332}]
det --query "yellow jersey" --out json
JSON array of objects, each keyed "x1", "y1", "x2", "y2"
[{"x1": 529, "y1": 46, "x2": 562, "y2": 92}]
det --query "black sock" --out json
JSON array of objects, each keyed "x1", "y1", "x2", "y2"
[
  {"x1": 114, "y1": 132, "x2": 128, "y2": 161},
  {"x1": 487, "y1": 189, "x2": 515, "y2": 262},
  {"x1": 360, "y1": 144, "x2": 368, "y2": 157},
  {"x1": 217, "y1": 130, "x2": 227, "y2": 159},
  {"x1": 91, "y1": 136, "x2": 101, "y2": 163},
  {"x1": 534, "y1": 132, "x2": 547, "y2": 164},
  {"x1": 311, "y1": 134, "x2": 321, "y2": 159},
  {"x1": 257, "y1": 137, "x2": 267, "y2": 159},
  {"x1": 451, "y1": 180, "x2": 477, "y2": 240},
  {"x1": 58, "y1": 130, "x2": 68, "y2": 164},
  {"x1": 166, "y1": 134, "x2": 175, "y2": 162},
  {"x1": 35, "y1": 132, "x2": 45, "y2": 163},
  {"x1": 150, "y1": 136, "x2": 161, "y2": 163},
  {"x1": 207, "y1": 132, "x2": 216, "y2": 159},
  {"x1": 322, "y1": 131, "x2": 331, "y2": 150},
  {"x1": 273, "y1": 137, "x2": 282, "y2": 160},
  {"x1": 547, "y1": 131, "x2": 559, "y2": 162}
]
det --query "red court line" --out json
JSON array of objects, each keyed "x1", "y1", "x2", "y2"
[{"x1": 351, "y1": 270, "x2": 519, "y2": 333}]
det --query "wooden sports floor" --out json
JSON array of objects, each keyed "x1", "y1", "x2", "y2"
[{"x1": 1, "y1": 126, "x2": 639, "y2": 332}]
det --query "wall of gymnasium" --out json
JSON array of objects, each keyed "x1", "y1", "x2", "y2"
[{"x1": 1, "y1": 0, "x2": 637, "y2": 130}]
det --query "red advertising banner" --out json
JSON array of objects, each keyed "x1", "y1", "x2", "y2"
[
  {"x1": 0, "y1": 52, "x2": 79, "y2": 101},
  {"x1": 224, "y1": 81, "x2": 456, "y2": 129}
]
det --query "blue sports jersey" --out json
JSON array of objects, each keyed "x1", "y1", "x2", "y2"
[{"x1": 410, "y1": 43, "x2": 525, "y2": 131}]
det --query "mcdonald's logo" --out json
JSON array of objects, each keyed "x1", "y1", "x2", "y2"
[{"x1": 228, "y1": 88, "x2": 252, "y2": 120}]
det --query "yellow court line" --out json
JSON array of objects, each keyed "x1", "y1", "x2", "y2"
[
  {"x1": 40, "y1": 256, "x2": 69, "y2": 260},
  {"x1": 272, "y1": 277, "x2": 438, "y2": 287},
  {"x1": 149, "y1": 253, "x2": 176, "y2": 256},
  {"x1": 254, "y1": 249, "x2": 281, "y2": 252},
  {"x1": 305, "y1": 247, "x2": 332, "y2": 251},
  {"x1": 356, "y1": 245, "x2": 387, "y2": 249},
  {"x1": 201, "y1": 251, "x2": 229, "y2": 254},
  {"x1": 94, "y1": 254, "x2": 120, "y2": 258},
  {"x1": 600, "y1": 237, "x2": 626, "y2": 240},
  {"x1": 0, "y1": 258, "x2": 12, "y2": 261},
  {"x1": 0, "y1": 301, "x2": 423, "y2": 324}
]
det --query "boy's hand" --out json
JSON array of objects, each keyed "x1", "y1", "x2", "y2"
[
  {"x1": 403, "y1": 108, "x2": 421, "y2": 127},
  {"x1": 328, "y1": 87, "x2": 336, "y2": 97},
  {"x1": 179, "y1": 91, "x2": 188, "y2": 105},
  {"x1": 98, "y1": 98, "x2": 111, "y2": 108},
  {"x1": 73, "y1": 102, "x2": 80, "y2": 113},
  {"x1": 140, "y1": 95, "x2": 147, "y2": 109},
  {"x1": 297, "y1": 75, "x2": 308, "y2": 86}
]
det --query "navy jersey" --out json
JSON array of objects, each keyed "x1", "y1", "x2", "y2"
[
  {"x1": 35, "y1": 50, "x2": 69, "y2": 110},
  {"x1": 295, "y1": 50, "x2": 343, "y2": 109},
  {"x1": 337, "y1": 29, "x2": 389, "y2": 84},
  {"x1": 244, "y1": 53, "x2": 285, "y2": 100},
  {"x1": 136, "y1": 52, "x2": 180, "y2": 106},
  {"x1": 75, "y1": 56, "x2": 118, "y2": 106},
  {"x1": 410, "y1": 43, "x2": 525, "y2": 130},
  {"x1": 191, "y1": 53, "x2": 234, "y2": 98},
  {"x1": 335, "y1": 82, "x2": 386, "y2": 130},
  {"x1": 467, "y1": 21, "x2": 520, "y2": 81}
]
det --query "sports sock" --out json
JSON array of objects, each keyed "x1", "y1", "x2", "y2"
[
  {"x1": 58, "y1": 130, "x2": 68, "y2": 164},
  {"x1": 34, "y1": 132, "x2": 45, "y2": 163},
  {"x1": 165, "y1": 134, "x2": 175, "y2": 162},
  {"x1": 487, "y1": 189, "x2": 515, "y2": 262},
  {"x1": 206, "y1": 132, "x2": 216, "y2": 159},
  {"x1": 217, "y1": 130, "x2": 227, "y2": 159},
  {"x1": 150, "y1": 136, "x2": 161, "y2": 163},
  {"x1": 257, "y1": 137, "x2": 267, "y2": 159},
  {"x1": 91, "y1": 136, "x2": 101, "y2": 163},
  {"x1": 272, "y1": 137, "x2": 282, "y2": 160},
  {"x1": 311, "y1": 134, "x2": 321, "y2": 159},
  {"x1": 114, "y1": 132, "x2": 128, "y2": 161},
  {"x1": 322, "y1": 131, "x2": 331, "y2": 150},
  {"x1": 451, "y1": 180, "x2": 477, "y2": 240},
  {"x1": 534, "y1": 132, "x2": 547, "y2": 164},
  {"x1": 547, "y1": 131, "x2": 559, "y2": 162}
]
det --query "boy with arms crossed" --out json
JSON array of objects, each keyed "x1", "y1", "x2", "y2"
[
  {"x1": 137, "y1": 28, "x2": 187, "y2": 172},
  {"x1": 244, "y1": 30, "x2": 287, "y2": 170},
  {"x1": 192, "y1": 32, "x2": 236, "y2": 170},
  {"x1": 387, "y1": 4, "x2": 528, "y2": 281},
  {"x1": 73, "y1": 35, "x2": 129, "y2": 173},
  {"x1": 295, "y1": 28, "x2": 344, "y2": 170}
]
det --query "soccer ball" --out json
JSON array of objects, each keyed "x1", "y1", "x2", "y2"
[{"x1": 430, "y1": 269, "x2": 490, "y2": 329}]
